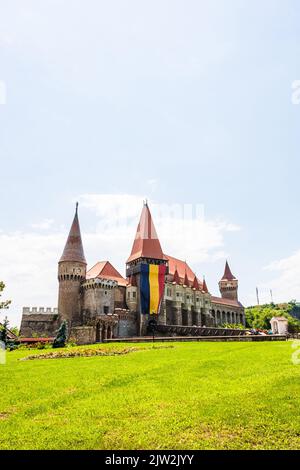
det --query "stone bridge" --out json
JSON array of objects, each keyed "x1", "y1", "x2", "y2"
[{"x1": 156, "y1": 324, "x2": 248, "y2": 337}]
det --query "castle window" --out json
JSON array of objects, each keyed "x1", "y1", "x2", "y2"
[
  {"x1": 132, "y1": 292, "x2": 136, "y2": 298},
  {"x1": 196, "y1": 297, "x2": 199, "y2": 303},
  {"x1": 104, "y1": 291, "x2": 107, "y2": 296},
  {"x1": 104, "y1": 306, "x2": 109, "y2": 314},
  {"x1": 128, "y1": 292, "x2": 130, "y2": 299}
]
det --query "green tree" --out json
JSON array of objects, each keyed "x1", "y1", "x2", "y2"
[
  {"x1": 0, "y1": 316, "x2": 10, "y2": 345},
  {"x1": 0, "y1": 282, "x2": 11, "y2": 311},
  {"x1": 9, "y1": 326, "x2": 19, "y2": 337},
  {"x1": 53, "y1": 321, "x2": 68, "y2": 348},
  {"x1": 245, "y1": 302, "x2": 300, "y2": 331}
]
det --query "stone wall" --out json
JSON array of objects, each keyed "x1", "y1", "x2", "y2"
[
  {"x1": 70, "y1": 326, "x2": 95, "y2": 345},
  {"x1": 58, "y1": 260, "x2": 86, "y2": 326},
  {"x1": 115, "y1": 309, "x2": 138, "y2": 337},
  {"x1": 83, "y1": 281, "x2": 115, "y2": 318},
  {"x1": 210, "y1": 302, "x2": 245, "y2": 326},
  {"x1": 20, "y1": 313, "x2": 58, "y2": 337},
  {"x1": 23, "y1": 307, "x2": 58, "y2": 314}
]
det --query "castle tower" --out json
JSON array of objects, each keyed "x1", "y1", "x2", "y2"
[
  {"x1": 58, "y1": 203, "x2": 87, "y2": 327},
  {"x1": 219, "y1": 261, "x2": 238, "y2": 301},
  {"x1": 126, "y1": 202, "x2": 168, "y2": 335}
]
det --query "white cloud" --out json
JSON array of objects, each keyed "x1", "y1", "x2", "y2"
[
  {"x1": 0, "y1": 193, "x2": 241, "y2": 327},
  {"x1": 31, "y1": 219, "x2": 54, "y2": 230},
  {"x1": 262, "y1": 250, "x2": 300, "y2": 304},
  {"x1": 79, "y1": 194, "x2": 241, "y2": 264},
  {"x1": 0, "y1": 231, "x2": 63, "y2": 327}
]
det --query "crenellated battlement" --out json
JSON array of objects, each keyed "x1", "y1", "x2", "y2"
[
  {"x1": 82, "y1": 278, "x2": 117, "y2": 290},
  {"x1": 22, "y1": 307, "x2": 59, "y2": 315}
]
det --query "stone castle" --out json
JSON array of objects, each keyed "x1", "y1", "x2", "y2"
[{"x1": 20, "y1": 202, "x2": 245, "y2": 343}]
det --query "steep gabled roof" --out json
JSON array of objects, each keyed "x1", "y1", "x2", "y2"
[
  {"x1": 0, "y1": 323, "x2": 18, "y2": 341},
  {"x1": 211, "y1": 296, "x2": 243, "y2": 308},
  {"x1": 59, "y1": 204, "x2": 86, "y2": 264},
  {"x1": 183, "y1": 271, "x2": 190, "y2": 287},
  {"x1": 192, "y1": 275, "x2": 200, "y2": 290},
  {"x1": 271, "y1": 316, "x2": 288, "y2": 322},
  {"x1": 86, "y1": 261, "x2": 127, "y2": 287},
  {"x1": 221, "y1": 261, "x2": 236, "y2": 281},
  {"x1": 165, "y1": 254, "x2": 202, "y2": 288},
  {"x1": 127, "y1": 203, "x2": 164, "y2": 263},
  {"x1": 173, "y1": 268, "x2": 181, "y2": 284}
]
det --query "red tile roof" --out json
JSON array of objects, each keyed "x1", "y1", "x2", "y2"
[
  {"x1": 271, "y1": 316, "x2": 288, "y2": 322},
  {"x1": 192, "y1": 275, "x2": 200, "y2": 290},
  {"x1": 0, "y1": 324, "x2": 18, "y2": 341},
  {"x1": 183, "y1": 272, "x2": 190, "y2": 287},
  {"x1": 221, "y1": 261, "x2": 236, "y2": 281},
  {"x1": 86, "y1": 261, "x2": 127, "y2": 287},
  {"x1": 19, "y1": 337, "x2": 54, "y2": 343},
  {"x1": 173, "y1": 268, "x2": 181, "y2": 284},
  {"x1": 59, "y1": 204, "x2": 86, "y2": 264},
  {"x1": 127, "y1": 203, "x2": 164, "y2": 263},
  {"x1": 165, "y1": 254, "x2": 202, "y2": 289},
  {"x1": 211, "y1": 296, "x2": 243, "y2": 308},
  {"x1": 202, "y1": 278, "x2": 209, "y2": 294}
]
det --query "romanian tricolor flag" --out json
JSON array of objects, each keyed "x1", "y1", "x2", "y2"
[{"x1": 140, "y1": 264, "x2": 166, "y2": 315}]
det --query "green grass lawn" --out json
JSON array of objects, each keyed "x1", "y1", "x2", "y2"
[{"x1": 0, "y1": 341, "x2": 300, "y2": 450}]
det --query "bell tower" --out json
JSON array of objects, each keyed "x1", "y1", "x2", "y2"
[
  {"x1": 58, "y1": 203, "x2": 87, "y2": 327},
  {"x1": 219, "y1": 261, "x2": 238, "y2": 301}
]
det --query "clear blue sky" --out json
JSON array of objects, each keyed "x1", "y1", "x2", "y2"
[{"x1": 1, "y1": 0, "x2": 300, "y2": 326}]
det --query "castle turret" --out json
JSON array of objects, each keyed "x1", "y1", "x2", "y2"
[
  {"x1": 219, "y1": 261, "x2": 238, "y2": 301},
  {"x1": 202, "y1": 277, "x2": 209, "y2": 294},
  {"x1": 58, "y1": 203, "x2": 87, "y2": 327}
]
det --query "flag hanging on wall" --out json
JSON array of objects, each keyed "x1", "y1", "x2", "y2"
[{"x1": 140, "y1": 264, "x2": 166, "y2": 315}]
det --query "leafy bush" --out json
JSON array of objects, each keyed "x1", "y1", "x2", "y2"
[
  {"x1": 245, "y1": 301, "x2": 300, "y2": 331},
  {"x1": 220, "y1": 323, "x2": 246, "y2": 330}
]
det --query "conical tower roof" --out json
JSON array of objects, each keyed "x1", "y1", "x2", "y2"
[
  {"x1": 127, "y1": 202, "x2": 164, "y2": 263},
  {"x1": 192, "y1": 275, "x2": 200, "y2": 290},
  {"x1": 183, "y1": 270, "x2": 190, "y2": 287},
  {"x1": 59, "y1": 203, "x2": 86, "y2": 264},
  {"x1": 202, "y1": 277, "x2": 209, "y2": 293},
  {"x1": 173, "y1": 268, "x2": 181, "y2": 284},
  {"x1": 221, "y1": 261, "x2": 236, "y2": 281}
]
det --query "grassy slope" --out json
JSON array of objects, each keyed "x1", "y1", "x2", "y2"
[{"x1": 0, "y1": 341, "x2": 299, "y2": 450}]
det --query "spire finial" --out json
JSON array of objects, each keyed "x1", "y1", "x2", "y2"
[
  {"x1": 202, "y1": 276, "x2": 209, "y2": 293},
  {"x1": 221, "y1": 260, "x2": 236, "y2": 281},
  {"x1": 59, "y1": 203, "x2": 86, "y2": 264},
  {"x1": 76, "y1": 202, "x2": 79, "y2": 214}
]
